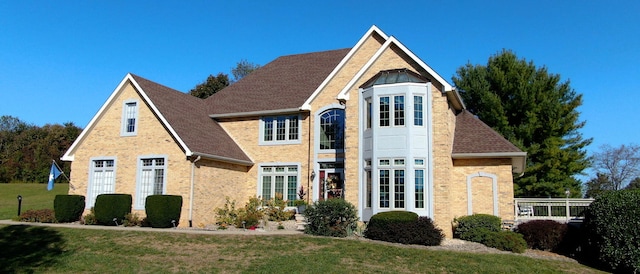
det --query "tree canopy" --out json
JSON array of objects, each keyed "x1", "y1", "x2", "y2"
[
  {"x1": 0, "y1": 115, "x2": 81, "y2": 184},
  {"x1": 188, "y1": 73, "x2": 230, "y2": 99},
  {"x1": 590, "y1": 144, "x2": 640, "y2": 191},
  {"x1": 452, "y1": 49, "x2": 591, "y2": 198},
  {"x1": 231, "y1": 59, "x2": 261, "y2": 83}
]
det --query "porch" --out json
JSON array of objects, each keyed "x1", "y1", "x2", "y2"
[{"x1": 514, "y1": 198, "x2": 594, "y2": 224}]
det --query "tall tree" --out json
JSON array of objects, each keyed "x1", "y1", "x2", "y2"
[
  {"x1": 584, "y1": 173, "x2": 614, "y2": 198},
  {"x1": 188, "y1": 73, "x2": 230, "y2": 99},
  {"x1": 453, "y1": 50, "x2": 591, "y2": 198},
  {"x1": 592, "y1": 144, "x2": 640, "y2": 190},
  {"x1": 231, "y1": 59, "x2": 260, "y2": 83}
]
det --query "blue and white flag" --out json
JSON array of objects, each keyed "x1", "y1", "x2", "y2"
[{"x1": 47, "y1": 163, "x2": 62, "y2": 191}]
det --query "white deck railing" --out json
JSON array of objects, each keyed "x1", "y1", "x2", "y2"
[{"x1": 514, "y1": 198, "x2": 594, "y2": 223}]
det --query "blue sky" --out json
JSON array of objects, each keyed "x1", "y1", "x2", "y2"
[{"x1": 1, "y1": 1, "x2": 638, "y2": 179}]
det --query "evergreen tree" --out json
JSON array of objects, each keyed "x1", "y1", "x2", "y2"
[
  {"x1": 453, "y1": 50, "x2": 591, "y2": 197},
  {"x1": 188, "y1": 73, "x2": 230, "y2": 99}
]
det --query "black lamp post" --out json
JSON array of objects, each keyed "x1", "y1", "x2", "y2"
[{"x1": 17, "y1": 195, "x2": 22, "y2": 216}]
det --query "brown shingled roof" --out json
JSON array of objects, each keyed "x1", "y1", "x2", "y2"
[
  {"x1": 453, "y1": 110, "x2": 523, "y2": 154},
  {"x1": 206, "y1": 48, "x2": 351, "y2": 114},
  {"x1": 131, "y1": 74, "x2": 252, "y2": 164}
]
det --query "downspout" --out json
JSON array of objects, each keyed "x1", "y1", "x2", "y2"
[
  {"x1": 307, "y1": 112, "x2": 312, "y2": 204},
  {"x1": 189, "y1": 155, "x2": 201, "y2": 227}
]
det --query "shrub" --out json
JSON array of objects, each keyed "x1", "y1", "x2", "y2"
[
  {"x1": 304, "y1": 198, "x2": 358, "y2": 237},
  {"x1": 453, "y1": 214, "x2": 501, "y2": 239},
  {"x1": 145, "y1": 195, "x2": 183, "y2": 228},
  {"x1": 123, "y1": 212, "x2": 143, "y2": 227},
  {"x1": 82, "y1": 208, "x2": 97, "y2": 225},
  {"x1": 264, "y1": 195, "x2": 295, "y2": 222},
  {"x1": 583, "y1": 189, "x2": 640, "y2": 273},
  {"x1": 19, "y1": 209, "x2": 56, "y2": 223},
  {"x1": 364, "y1": 211, "x2": 418, "y2": 242},
  {"x1": 53, "y1": 195, "x2": 85, "y2": 223},
  {"x1": 483, "y1": 230, "x2": 527, "y2": 253},
  {"x1": 94, "y1": 194, "x2": 132, "y2": 226},
  {"x1": 364, "y1": 215, "x2": 444, "y2": 246},
  {"x1": 215, "y1": 197, "x2": 239, "y2": 227},
  {"x1": 516, "y1": 220, "x2": 568, "y2": 251},
  {"x1": 235, "y1": 196, "x2": 264, "y2": 228}
]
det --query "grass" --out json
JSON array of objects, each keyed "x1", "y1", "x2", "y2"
[
  {"x1": 0, "y1": 225, "x2": 607, "y2": 273},
  {"x1": 0, "y1": 183, "x2": 69, "y2": 220}
]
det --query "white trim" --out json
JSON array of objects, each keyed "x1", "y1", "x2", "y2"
[
  {"x1": 61, "y1": 73, "x2": 193, "y2": 161},
  {"x1": 466, "y1": 172, "x2": 499, "y2": 216},
  {"x1": 452, "y1": 152, "x2": 527, "y2": 174},
  {"x1": 259, "y1": 114, "x2": 302, "y2": 146},
  {"x1": 210, "y1": 108, "x2": 302, "y2": 119},
  {"x1": 314, "y1": 104, "x2": 346, "y2": 154},
  {"x1": 120, "y1": 99, "x2": 139, "y2": 136},
  {"x1": 301, "y1": 25, "x2": 389, "y2": 110},
  {"x1": 336, "y1": 36, "x2": 453, "y2": 102},
  {"x1": 191, "y1": 152, "x2": 253, "y2": 166}
]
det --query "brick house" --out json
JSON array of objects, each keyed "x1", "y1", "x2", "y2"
[{"x1": 62, "y1": 26, "x2": 525, "y2": 237}]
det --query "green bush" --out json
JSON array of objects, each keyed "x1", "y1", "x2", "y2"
[
  {"x1": 516, "y1": 220, "x2": 568, "y2": 251},
  {"x1": 53, "y1": 195, "x2": 85, "y2": 223},
  {"x1": 304, "y1": 198, "x2": 358, "y2": 237},
  {"x1": 94, "y1": 194, "x2": 132, "y2": 226},
  {"x1": 19, "y1": 209, "x2": 56, "y2": 223},
  {"x1": 264, "y1": 196, "x2": 295, "y2": 222},
  {"x1": 483, "y1": 230, "x2": 527, "y2": 253},
  {"x1": 453, "y1": 214, "x2": 501, "y2": 239},
  {"x1": 365, "y1": 212, "x2": 443, "y2": 246},
  {"x1": 583, "y1": 189, "x2": 640, "y2": 273},
  {"x1": 145, "y1": 195, "x2": 183, "y2": 228},
  {"x1": 215, "y1": 197, "x2": 239, "y2": 227},
  {"x1": 235, "y1": 196, "x2": 263, "y2": 228},
  {"x1": 364, "y1": 211, "x2": 418, "y2": 242}
]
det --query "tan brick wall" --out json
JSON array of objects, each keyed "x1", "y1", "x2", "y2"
[{"x1": 68, "y1": 80, "x2": 193, "y2": 226}]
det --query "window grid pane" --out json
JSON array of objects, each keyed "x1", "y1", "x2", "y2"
[
  {"x1": 287, "y1": 176, "x2": 297, "y2": 206},
  {"x1": 125, "y1": 102, "x2": 137, "y2": 133},
  {"x1": 379, "y1": 170, "x2": 389, "y2": 208},
  {"x1": 394, "y1": 170, "x2": 405, "y2": 208},
  {"x1": 414, "y1": 96, "x2": 423, "y2": 126},
  {"x1": 319, "y1": 109, "x2": 345, "y2": 150},
  {"x1": 276, "y1": 118, "x2": 286, "y2": 141},
  {"x1": 89, "y1": 159, "x2": 115, "y2": 207},
  {"x1": 264, "y1": 118, "x2": 273, "y2": 141},
  {"x1": 366, "y1": 170, "x2": 372, "y2": 208},
  {"x1": 379, "y1": 97, "x2": 389, "y2": 127},
  {"x1": 262, "y1": 176, "x2": 272, "y2": 200},
  {"x1": 394, "y1": 96, "x2": 404, "y2": 126},
  {"x1": 288, "y1": 116, "x2": 298, "y2": 140},
  {"x1": 415, "y1": 170, "x2": 424, "y2": 208}
]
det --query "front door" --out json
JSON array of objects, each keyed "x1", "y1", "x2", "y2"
[{"x1": 318, "y1": 169, "x2": 343, "y2": 201}]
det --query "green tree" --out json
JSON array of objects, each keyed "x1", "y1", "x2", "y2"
[
  {"x1": 452, "y1": 50, "x2": 591, "y2": 197},
  {"x1": 188, "y1": 73, "x2": 230, "y2": 99},
  {"x1": 231, "y1": 59, "x2": 260, "y2": 83},
  {"x1": 584, "y1": 173, "x2": 614, "y2": 198},
  {"x1": 625, "y1": 177, "x2": 640, "y2": 190}
]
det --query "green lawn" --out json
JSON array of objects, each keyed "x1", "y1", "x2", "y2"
[
  {"x1": 0, "y1": 225, "x2": 606, "y2": 273},
  {"x1": 0, "y1": 183, "x2": 69, "y2": 220}
]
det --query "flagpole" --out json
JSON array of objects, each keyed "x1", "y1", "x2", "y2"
[{"x1": 52, "y1": 160, "x2": 75, "y2": 190}]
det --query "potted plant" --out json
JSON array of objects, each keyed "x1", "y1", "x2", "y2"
[{"x1": 295, "y1": 186, "x2": 308, "y2": 214}]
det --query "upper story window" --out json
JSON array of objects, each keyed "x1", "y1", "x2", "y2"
[
  {"x1": 379, "y1": 96, "x2": 404, "y2": 127},
  {"x1": 319, "y1": 109, "x2": 345, "y2": 150},
  {"x1": 414, "y1": 96, "x2": 423, "y2": 126},
  {"x1": 121, "y1": 100, "x2": 138, "y2": 136},
  {"x1": 260, "y1": 115, "x2": 300, "y2": 145}
]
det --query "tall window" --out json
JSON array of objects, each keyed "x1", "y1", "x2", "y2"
[
  {"x1": 414, "y1": 96, "x2": 423, "y2": 126},
  {"x1": 121, "y1": 100, "x2": 138, "y2": 136},
  {"x1": 415, "y1": 158, "x2": 425, "y2": 209},
  {"x1": 319, "y1": 109, "x2": 345, "y2": 150},
  {"x1": 261, "y1": 115, "x2": 300, "y2": 144},
  {"x1": 379, "y1": 97, "x2": 389, "y2": 127},
  {"x1": 260, "y1": 165, "x2": 299, "y2": 206},
  {"x1": 135, "y1": 157, "x2": 166, "y2": 209},
  {"x1": 365, "y1": 160, "x2": 372, "y2": 208},
  {"x1": 88, "y1": 159, "x2": 116, "y2": 208},
  {"x1": 394, "y1": 96, "x2": 405, "y2": 126},
  {"x1": 378, "y1": 158, "x2": 406, "y2": 209},
  {"x1": 365, "y1": 99, "x2": 372, "y2": 129}
]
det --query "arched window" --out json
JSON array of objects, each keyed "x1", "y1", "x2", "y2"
[{"x1": 319, "y1": 109, "x2": 345, "y2": 150}]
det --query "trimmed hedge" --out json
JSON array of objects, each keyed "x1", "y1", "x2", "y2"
[
  {"x1": 583, "y1": 189, "x2": 640, "y2": 273},
  {"x1": 145, "y1": 195, "x2": 183, "y2": 228},
  {"x1": 516, "y1": 220, "x2": 568, "y2": 251},
  {"x1": 94, "y1": 194, "x2": 132, "y2": 226},
  {"x1": 454, "y1": 214, "x2": 501, "y2": 239},
  {"x1": 365, "y1": 211, "x2": 443, "y2": 246},
  {"x1": 304, "y1": 198, "x2": 358, "y2": 237},
  {"x1": 54, "y1": 195, "x2": 85, "y2": 223}
]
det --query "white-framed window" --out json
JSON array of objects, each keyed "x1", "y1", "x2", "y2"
[
  {"x1": 87, "y1": 158, "x2": 116, "y2": 208},
  {"x1": 414, "y1": 96, "x2": 423, "y2": 126},
  {"x1": 319, "y1": 109, "x2": 345, "y2": 150},
  {"x1": 379, "y1": 95, "x2": 405, "y2": 127},
  {"x1": 365, "y1": 160, "x2": 372, "y2": 208},
  {"x1": 135, "y1": 156, "x2": 167, "y2": 209},
  {"x1": 415, "y1": 158, "x2": 426, "y2": 209},
  {"x1": 365, "y1": 98, "x2": 372, "y2": 129},
  {"x1": 259, "y1": 165, "x2": 299, "y2": 206},
  {"x1": 260, "y1": 115, "x2": 300, "y2": 145},
  {"x1": 121, "y1": 100, "x2": 138, "y2": 136},
  {"x1": 379, "y1": 158, "x2": 406, "y2": 209}
]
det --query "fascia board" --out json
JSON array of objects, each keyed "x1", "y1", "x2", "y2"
[
  {"x1": 452, "y1": 152, "x2": 527, "y2": 174},
  {"x1": 191, "y1": 152, "x2": 254, "y2": 166},
  {"x1": 62, "y1": 74, "x2": 134, "y2": 161},
  {"x1": 301, "y1": 25, "x2": 389, "y2": 110},
  {"x1": 209, "y1": 108, "x2": 303, "y2": 119}
]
